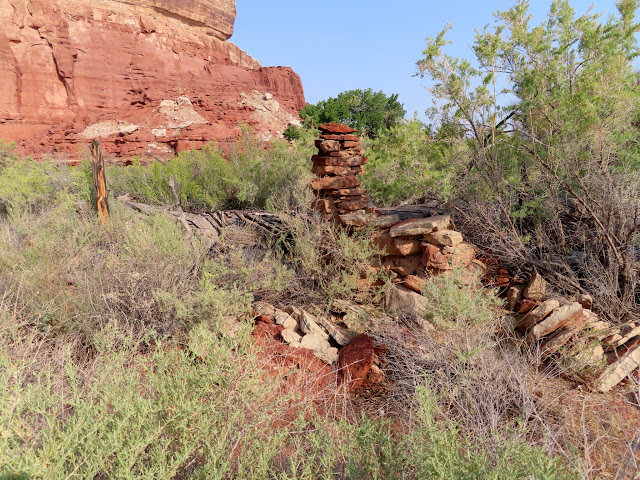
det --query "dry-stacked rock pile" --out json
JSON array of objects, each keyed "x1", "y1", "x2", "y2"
[
  {"x1": 370, "y1": 208, "x2": 486, "y2": 314},
  {"x1": 308, "y1": 125, "x2": 483, "y2": 286},
  {"x1": 310, "y1": 123, "x2": 374, "y2": 224},
  {"x1": 507, "y1": 273, "x2": 640, "y2": 393},
  {"x1": 307, "y1": 124, "x2": 638, "y2": 395},
  {"x1": 253, "y1": 301, "x2": 386, "y2": 392},
  {"x1": 255, "y1": 301, "x2": 351, "y2": 365},
  {"x1": 372, "y1": 211, "x2": 482, "y2": 279}
]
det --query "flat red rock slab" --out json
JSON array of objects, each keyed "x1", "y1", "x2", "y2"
[
  {"x1": 311, "y1": 155, "x2": 367, "y2": 166},
  {"x1": 322, "y1": 187, "x2": 367, "y2": 196},
  {"x1": 336, "y1": 196, "x2": 368, "y2": 211},
  {"x1": 320, "y1": 134, "x2": 361, "y2": 141},
  {"x1": 310, "y1": 175, "x2": 361, "y2": 190},
  {"x1": 329, "y1": 147, "x2": 365, "y2": 157},
  {"x1": 311, "y1": 164, "x2": 365, "y2": 176},
  {"x1": 319, "y1": 123, "x2": 357, "y2": 134}
]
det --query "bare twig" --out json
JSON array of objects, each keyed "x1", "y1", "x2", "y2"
[{"x1": 169, "y1": 175, "x2": 194, "y2": 247}]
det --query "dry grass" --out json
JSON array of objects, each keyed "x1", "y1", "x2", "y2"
[{"x1": 454, "y1": 172, "x2": 640, "y2": 325}]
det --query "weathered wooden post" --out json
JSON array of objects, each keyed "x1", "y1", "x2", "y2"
[{"x1": 90, "y1": 139, "x2": 109, "y2": 225}]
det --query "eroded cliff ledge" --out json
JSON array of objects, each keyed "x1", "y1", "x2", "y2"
[{"x1": 0, "y1": 0, "x2": 305, "y2": 158}]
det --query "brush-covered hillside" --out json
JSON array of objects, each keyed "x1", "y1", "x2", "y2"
[{"x1": 1, "y1": 0, "x2": 640, "y2": 479}]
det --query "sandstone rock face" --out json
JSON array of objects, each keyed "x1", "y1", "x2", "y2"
[
  {"x1": 0, "y1": 0, "x2": 305, "y2": 158},
  {"x1": 136, "y1": 0, "x2": 236, "y2": 39}
]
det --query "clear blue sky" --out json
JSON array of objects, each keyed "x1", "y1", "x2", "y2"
[{"x1": 232, "y1": 1, "x2": 622, "y2": 119}]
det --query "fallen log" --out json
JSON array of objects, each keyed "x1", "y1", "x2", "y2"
[{"x1": 118, "y1": 195, "x2": 292, "y2": 249}]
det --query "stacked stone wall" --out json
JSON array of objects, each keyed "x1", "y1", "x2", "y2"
[{"x1": 308, "y1": 123, "x2": 640, "y2": 393}]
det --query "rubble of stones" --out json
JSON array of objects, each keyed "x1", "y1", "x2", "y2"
[
  {"x1": 251, "y1": 122, "x2": 638, "y2": 397},
  {"x1": 373, "y1": 210, "x2": 640, "y2": 394},
  {"x1": 253, "y1": 301, "x2": 386, "y2": 392},
  {"x1": 310, "y1": 123, "x2": 376, "y2": 223},
  {"x1": 502, "y1": 273, "x2": 640, "y2": 393},
  {"x1": 370, "y1": 211, "x2": 487, "y2": 321}
]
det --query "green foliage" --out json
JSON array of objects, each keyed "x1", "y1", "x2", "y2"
[
  {"x1": 0, "y1": 140, "x2": 17, "y2": 164},
  {"x1": 200, "y1": 248, "x2": 295, "y2": 303},
  {"x1": 417, "y1": 0, "x2": 640, "y2": 318},
  {"x1": 417, "y1": 0, "x2": 640, "y2": 203},
  {"x1": 0, "y1": 158, "x2": 88, "y2": 216},
  {"x1": 0, "y1": 323, "x2": 283, "y2": 479},
  {"x1": 420, "y1": 269, "x2": 502, "y2": 329},
  {"x1": 266, "y1": 212, "x2": 392, "y2": 307},
  {"x1": 0, "y1": 198, "x2": 242, "y2": 345},
  {"x1": 108, "y1": 129, "x2": 316, "y2": 212},
  {"x1": 283, "y1": 124, "x2": 303, "y2": 141},
  {"x1": 362, "y1": 119, "x2": 457, "y2": 206},
  {"x1": 300, "y1": 88, "x2": 406, "y2": 137},
  {"x1": 0, "y1": 324, "x2": 577, "y2": 479},
  {"x1": 410, "y1": 387, "x2": 575, "y2": 480}
]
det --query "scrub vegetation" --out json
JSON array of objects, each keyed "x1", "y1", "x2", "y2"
[{"x1": 1, "y1": 0, "x2": 639, "y2": 478}]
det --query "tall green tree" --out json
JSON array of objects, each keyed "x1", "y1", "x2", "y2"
[
  {"x1": 300, "y1": 88, "x2": 406, "y2": 137},
  {"x1": 417, "y1": 0, "x2": 640, "y2": 321}
]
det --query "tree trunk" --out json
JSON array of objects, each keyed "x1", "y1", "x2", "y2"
[{"x1": 90, "y1": 139, "x2": 109, "y2": 225}]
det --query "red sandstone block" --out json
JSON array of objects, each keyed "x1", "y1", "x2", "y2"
[
  {"x1": 319, "y1": 134, "x2": 362, "y2": 141},
  {"x1": 422, "y1": 243, "x2": 451, "y2": 271},
  {"x1": 382, "y1": 254, "x2": 423, "y2": 276},
  {"x1": 337, "y1": 197, "x2": 368, "y2": 211},
  {"x1": 329, "y1": 147, "x2": 365, "y2": 157},
  {"x1": 315, "y1": 139, "x2": 341, "y2": 153},
  {"x1": 319, "y1": 123, "x2": 357, "y2": 134},
  {"x1": 310, "y1": 176, "x2": 361, "y2": 190},
  {"x1": 312, "y1": 197, "x2": 338, "y2": 214},
  {"x1": 323, "y1": 187, "x2": 367, "y2": 196},
  {"x1": 311, "y1": 164, "x2": 365, "y2": 176},
  {"x1": 311, "y1": 155, "x2": 367, "y2": 166}
]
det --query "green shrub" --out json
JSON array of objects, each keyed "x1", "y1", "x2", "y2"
[
  {"x1": 108, "y1": 129, "x2": 316, "y2": 212},
  {"x1": 0, "y1": 157, "x2": 88, "y2": 216},
  {"x1": 0, "y1": 197, "x2": 246, "y2": 347},
  {"x1": 109, "y1": 144, "x2": 233, "y2": 211},
  {"x1": 409, "y1": 386, "x2": 576, "y2": 480},
  {"x1": 416, "y1": 0, "x2": 640, "y2": 321},
  {"x1": 280, "y1": 214, "x2": 391, "y2": 307},
  {"x1": 0, "y1": 139, "x2": 17, "y2": 163},
  {"x1": 0, "y1": 321, "x2": 292, "y2": 479},
  {"x1": 283, "y1": 124, "x2": 303, "y2": 141},
  {"x1": 420, "y1": 268, "x2": 501, "y2": 329},
  {"x1": 362, "y1": 120, "x2": 457, "y2": 206},
  {"x1": 300, "y1": 88, "x2": 406, "y2": 137}
]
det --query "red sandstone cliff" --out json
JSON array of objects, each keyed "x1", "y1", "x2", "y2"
[{"x1": 0, "y1": 0, "x2": 305, "y2": 158}]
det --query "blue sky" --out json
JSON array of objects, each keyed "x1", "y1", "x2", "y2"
[{"x1": 232, "y1": 1, "x2": 622, "y2": 119}]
